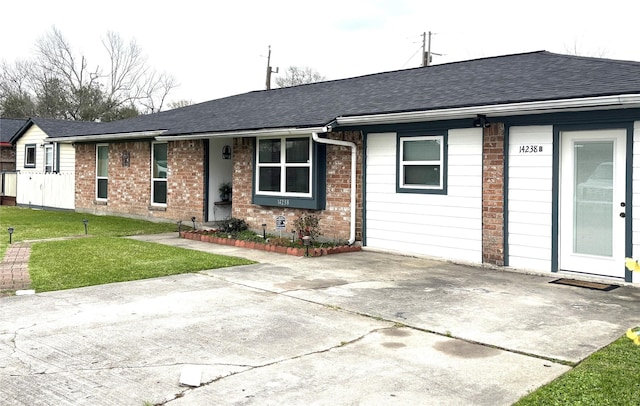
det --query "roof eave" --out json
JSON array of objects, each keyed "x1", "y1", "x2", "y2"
[
  {"x1": 154, "y1": 126, "x2": 329, "y2": 141},
  {"x1": 48, "y1": 130, "x2": 167, "y2": 143},
  {"x1": 335, "y1": 94, "x2": 640, "y2": 126}
]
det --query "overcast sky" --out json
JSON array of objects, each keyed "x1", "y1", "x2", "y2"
[{"x1": 2, "y1": 0, "x2": 639, "y2": 106}]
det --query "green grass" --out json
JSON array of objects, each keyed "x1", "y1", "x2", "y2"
[
  {"x1": 0, "y1": 206, "x2": 181, "y2": 258},
  {"x1": 29, "y1": 237, "x2": 254, "y2": 292},
  {"x1": 0, "y1": 206, "x2": 255, "y2": 292},
  {"x1": 515, "y1": 333, "x2": 640, "y2": 405}
]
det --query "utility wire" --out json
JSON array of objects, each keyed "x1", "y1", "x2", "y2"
[{"x1": 401, "y1": 45, "x2": 423, "y2": 69}]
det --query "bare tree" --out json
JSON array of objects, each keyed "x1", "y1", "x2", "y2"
[
  {"x1": 0, "y1": 27, "x2": 178, "y2": 120},
  {"x1": 275, "y1": 66, "x2": 326, "y2": 88},
  {"x1": 167, "y1": 99, "x2": 194, "y2": 110},
  {"x1": 563, "y1": 40, "x2": 609, "y2": 58},
  {"x1": 0, "y1": 60, "x2": 37, "y2": 117}
]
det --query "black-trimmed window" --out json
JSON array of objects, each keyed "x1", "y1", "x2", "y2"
[
  {"x1": 253, "y1": 135, "x2": 326, "y2": 209},
  {"x1": 256, "y1": 136, "x2": 311, "y2": 195},
  {"x1": 398, "y1": 134, "x2": 447, "y2": 194},
  {"x1": 24, "y1": 144, "x2": 36, "y2": 168},
  {"x1": 96, "y1": 144, "x2": 108, "y2": 200},
  {"x1": 152, "y1": 142, "x2": 167, "y2": 205}
]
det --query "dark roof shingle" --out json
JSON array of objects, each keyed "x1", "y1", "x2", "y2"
[
  {"x1": 29, "y1": 51, "x2": 640, "y2": 138},
  {"x1": 0, "y1": 118, "x2": 27, "y2": 143}
]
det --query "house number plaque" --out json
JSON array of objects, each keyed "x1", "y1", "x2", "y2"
[{"x1": 518, "y1": 145, "x2": 544, "y2": 154}]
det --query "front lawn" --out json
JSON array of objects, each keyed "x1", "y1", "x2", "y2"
[
  {"x1": 30, "y1": 237, "x2": 254, "y2": 292},
  {"x1": 515, "y1": 333, "x2": 640, "y2": 405},
  {"x1": 0, "y1": 206, "x2": 254, "y2": 292},
  {"x1": 0, "y1": 206, "x2": 181, "y2": 258}
]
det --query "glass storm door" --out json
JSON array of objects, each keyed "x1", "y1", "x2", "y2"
[{"x1": 559, "y1": 129, "x2": 626, "y2": 278}]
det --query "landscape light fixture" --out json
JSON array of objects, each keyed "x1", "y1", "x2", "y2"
[
  {"x1": 191, "y1": 217, "x2": 196, "y2": 230},
  {"x1": 222, "y1": 145, "x2": 232, "y2": 160},
  {"x1": 262, "y1": 223, "x2": 267, "y2": 239},
  {"x1": 473, "y1": 114, "x2": 490, "y2": 128},
  {"x1": 7, "y1": 227, "x2": 14, "y2": 244},
  {"x1": 302, "y1": 235, "x2": 311, "y2": 256},
  {"x1": 177, "y1": 220, "x2": 183, "y2": 234},
  {"x1": 82, "y1": 219, "x2": 89, "y2": 235}
]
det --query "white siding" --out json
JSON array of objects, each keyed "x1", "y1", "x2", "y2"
[
  {"x1": 365, "y1": 129, "x2": 482, "y2": 263},
  {"x1": 58, "y1": 143, "x2": 75, "y2": 172},
  {"x1": 632, "y1": 121, "x2": 640, "y2": 283},
  {"x1": 15, "y1": 125, "x2": 75, "y2": 209},
  {"x1": 507, "y1": 126, "x2": 553, "y2": 271},
  {"x1": 207, "y1": 138, "x2": 233, "y2": 220},
  {"x1": 16, "y1": 126, "x2": 47, "y2": 172}
]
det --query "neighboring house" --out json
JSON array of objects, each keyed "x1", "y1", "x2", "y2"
[
  {"x1": 45, "y1": 51, "x2": 640, "y2": 283},
  {"x1": 0, "y1": 118, "x2": 23, "y2": 172},
  {"x1": 10, "y1": 118, "x2": 104, "y2": 210},
  {"x1": 0, "y1": 118, "x2": 25, "y2": 205}
]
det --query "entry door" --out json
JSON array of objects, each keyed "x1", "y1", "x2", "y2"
[{"x1": 559, "y1": 129, "x2": 626, "y2": 278}]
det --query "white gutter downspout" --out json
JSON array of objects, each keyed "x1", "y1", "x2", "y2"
[{"x1": 312, "y1": 128, "x2": 357, "y2": 246}]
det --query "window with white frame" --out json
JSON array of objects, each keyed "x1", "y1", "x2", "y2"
[
  {"x1": 44, "y1": 144, "x2": 54, "y2": 173},
  {"x1": 399, "y1": 135, "x2": 446, "y2": 193},
  {"x1": 256, "y1": 136, "x2": 312, "y2": 196},
  {"x1": 24, "y1": 144, "x2": 36, "y2": 168},
  {"x1": 96, "y1": 144, "x2": 108, "y2": 200},
  {"x1": 152, "y1": 143, "x2": 168, "y2": 205}
]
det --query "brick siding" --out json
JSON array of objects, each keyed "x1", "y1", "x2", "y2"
[
  {"x1": 482, "y1": 123, "x2": 505, "y2": 265},
  {"x1": 75, "y1": 140, "x2": 205, "y2": 223},
  {"x1": 231, "y1": 131, "x2": 363, "y2": 242}
]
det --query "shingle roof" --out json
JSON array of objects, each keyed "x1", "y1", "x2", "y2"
[
  {"x1": 9, "y1": 117, "x2": 108, "y2": 143},
  {"x1": 32, "y1": 51, "x2": 640, "y2": 138},
  {"x1": 0, "y1": 118, "x2": 27, "y2": 143}
]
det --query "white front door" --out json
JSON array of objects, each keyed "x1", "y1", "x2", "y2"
[{"x1": 559, "y1": 129, "x2": 626, "y2": 278}]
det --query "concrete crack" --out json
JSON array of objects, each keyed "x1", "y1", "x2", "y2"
[{"x1": 159, "y1": 326, "x2": 389, "y2": 405}]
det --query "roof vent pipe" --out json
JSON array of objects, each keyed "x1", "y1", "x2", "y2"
[{"x1": 312, "y1": 128, "x2": 357, "y2": 246}]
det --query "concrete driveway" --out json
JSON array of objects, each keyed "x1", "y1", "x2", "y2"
[{"x1": 1, "y1": 234, "x2": 639, "y2": 405}]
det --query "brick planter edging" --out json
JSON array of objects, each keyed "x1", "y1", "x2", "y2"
[{"x1": 179, "y1": 231, "x2": 361, "y2": 257}]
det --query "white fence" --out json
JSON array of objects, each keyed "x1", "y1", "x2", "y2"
[
  {"x1": 16, "y1": 171, "x2": 75, "y2": 209},
  {"x1": 1, "y1": 172, "x2": 17, "y2": 197}
]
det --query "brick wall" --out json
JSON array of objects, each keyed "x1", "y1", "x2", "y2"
[
  {"x1": 165, "y1": 140, "x2": 205, "y2": 221},
  {"x1": 75, "y1": 143, "x2": 96, "y2": 207},
  {"x1": 75, "y1": 140, "x2": 205, "y2": 223},
  {"x1": 231, "y1": 131, "x2": 364, "y2": 242},
  {"x1": 482, "y1": 123, "x2": 505, "y2": 265}
]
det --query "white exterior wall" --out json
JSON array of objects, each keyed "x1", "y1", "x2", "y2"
[
  {"x1": 365, "y1": 128, "x2": 482, "y2": 262},
  {"x1": 208, "y1": 138, "x2": 233, "y2": 221},
  {"x1": 507, "y1": 126, "x2": 554, "y2": 271},
  {"x1": 15, "y1": 125, "x2": 75, "y2": 209},
  {"x1": 632, "y1": 121, "x2": 640, "y2": 283}
]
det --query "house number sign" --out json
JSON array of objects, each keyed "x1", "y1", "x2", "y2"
[{"x1": 517, "y1": 145, "x2": 544, "y2": 154}]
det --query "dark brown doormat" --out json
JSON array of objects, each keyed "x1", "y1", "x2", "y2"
[{"x1": 549, "y1": 278, "x2": 619, "y2": 291}]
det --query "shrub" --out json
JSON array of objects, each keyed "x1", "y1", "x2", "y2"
[
  {"x1": 293, "y1": 213, "x2": 322, "y2": 240},
  {"x1": 219, "y1": 217, "x2": 248, "y2": 233}
]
